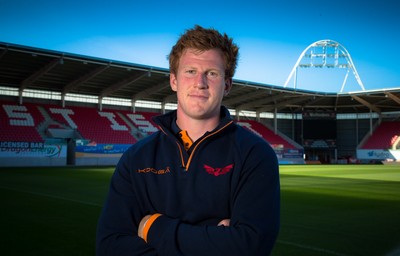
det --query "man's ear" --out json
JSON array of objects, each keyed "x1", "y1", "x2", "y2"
[
  {"x1": 224, "y1": 78, "x2": 232, "y2": 96},
  {"x1": 170, "y1": 73, "x2": 177, "y2": 92}
]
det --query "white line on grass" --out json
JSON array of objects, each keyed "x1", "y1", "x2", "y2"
[
  {"x1": 0, "y1": 185, "x2": 103, "y2": 207},
  {"x1": 277, "y1": 239, "x2": 352, "y2": 256}
]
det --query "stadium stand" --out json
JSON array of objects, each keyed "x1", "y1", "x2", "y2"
[
  {"x1": 0, "y1": 101, "x2": 44, "y2": 142},
  {"x1": 2, "y1": 41, "x2": 400, "y2": 166},
  {"x1": 44, "y1": 105, "x2": 138, "y2": 144},
  {"x1": 120, "y1": 110, "x2": 160, "y2": 136},
  {"x1": 3, "y1": 41, "x2": 400, "y2": 166},
  {"x1": 362, "y1": 121, "x2": 400, "y2": 149},
  {"x1": 1, "y1": 100, "x2": 299, "y2": 149},
  {"x1": 236, "y1": 120, "x2": 296, "y2": 149}
]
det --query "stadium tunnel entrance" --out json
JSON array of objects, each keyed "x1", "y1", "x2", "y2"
[{"x1": 304, "y1": 147, "x2": 337, "y2": 164}]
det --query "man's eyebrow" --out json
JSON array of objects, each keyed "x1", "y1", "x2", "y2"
[
  {"x1": 180, "y1": 64, "x2": 224, "y2": 72},
  {"x1": 181, "y1": 65, "x2": 196, "y2": 69}
]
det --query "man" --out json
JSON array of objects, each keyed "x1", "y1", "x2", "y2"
[{"x1": 96, "y1": 25, "x2": 280, "y2": 255}]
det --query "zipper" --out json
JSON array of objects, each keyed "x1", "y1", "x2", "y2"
[
  {"x1": 158, "y1": 121, "x2": 234, "y2": 171},
  {"x1": 184, "y1": 121, "x2": 234, "y2": 171},
  {"x1": 158, "y1": 125, "x2": 186, "y2": 168}
]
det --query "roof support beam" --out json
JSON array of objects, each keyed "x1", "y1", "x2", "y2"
[
  {"x1": 20, "y1": 57, "x2": 60, "y2": 90},
  {"x1": 236, "y1": 92, "x2": 287, "y2": 110},
  {"x1": 351, "y1": 95, "x2": 381, "y2": 113},
  {"x1": 257, "y1": 95, "x2": 312, "y2": 112},
  {"x1": 384, "y1": 92, "x2": 400, "y2": 105},
  {"x1": 223, "y1": 89, "x2": 263, "y2": 106},
  {"x1": 63, "y1": 64, "x2": 110, "y2": 94},
  {"x1": 100, "y1": 70, "x2": 150, "y2": 98},
  {"x1": 132, "y1": 81, "x2": 170, "y2": 101},
  {"x1": 163, "y1": 93, "x2": 177, "y2": 104},
  {"x1": 0, "y1": 47, "x2": 8, "y2": 60}
]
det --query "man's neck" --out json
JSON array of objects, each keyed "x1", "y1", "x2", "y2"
[{"x1": 176, "y1": 112, "x2": 220, "y2": 142}]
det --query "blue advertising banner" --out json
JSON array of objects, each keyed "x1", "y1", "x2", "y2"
[
  {"x1": 0, "y1": 141, "x2": 66, "y2": 158},
  {"x1": 75, "y1": 143, "x2": 131, "y2": 157}
]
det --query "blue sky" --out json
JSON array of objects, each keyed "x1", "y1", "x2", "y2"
[{"x1": 0, "y1": 0, "x2": 399, "y2": 93}]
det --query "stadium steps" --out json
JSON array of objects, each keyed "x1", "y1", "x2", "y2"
[
  {"x1": 116, "y1": 111, "x2": 147, "y2": 140},
  {"x1": 236, "y1": 120, "x2": 298, "y2": 149},
  {"x1": 35, "y1": 106, "x2": 81, "y2": 140},
  {"x1": 261, "y1": 121, "x2": 302, "y2": 149},
  {"x1": 361, "y1": 121, "x2": 400, "y2": 149}
]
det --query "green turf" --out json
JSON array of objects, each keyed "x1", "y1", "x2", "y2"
[
  {"x1": 0, "y1": 166, "x2": 113, "y2": 255},
  {"x1": 275, "y1": 165, "x2": 400, "y2": 256},
  {"x1": 0, "y1": 165, "x2": 399, "y2": 255}
]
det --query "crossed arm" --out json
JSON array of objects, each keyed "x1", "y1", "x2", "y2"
[
  {"x1": 96, "y1": 143, "x2": 280, "y2": 255},
  {"x1": 97, "y1": 167, "x2": 279, "y2": 256},
  {"x1": 138, "y1": 215, "x2": 230, "y2": 242}
]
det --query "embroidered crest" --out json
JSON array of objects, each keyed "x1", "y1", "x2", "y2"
[{"x1": 203, "y1": 164, "x2": 233, "y2": 176}]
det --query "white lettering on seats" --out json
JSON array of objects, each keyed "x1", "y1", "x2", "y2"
[
  {"x1": 49, "y1": 108, "x2": 77, "y2": 129},
  {"x1": 3, "y1": 105, "x2": 34, "y2": 126},
  {"x1": 236, "y1": 122, "x2": 262, "y2": 137},
  {"x1": 98, "y1": 112, "x2": 128, "y2": 131},
  {"x1": 126, "y1": 114, "x2": 158, "y2": 133}
]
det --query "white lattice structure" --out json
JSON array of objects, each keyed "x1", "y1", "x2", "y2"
[{"x1": 284, "y1": 39, "x2": 365, "y2": 92}]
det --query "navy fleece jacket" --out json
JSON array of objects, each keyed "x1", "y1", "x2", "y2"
[{"x1": 96, "y1": 107, "x2": 280, "y2": 255}]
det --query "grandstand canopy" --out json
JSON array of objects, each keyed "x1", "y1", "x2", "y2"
[{"x1": 1, "y1": 41, "x2": 400, "y2": 115}]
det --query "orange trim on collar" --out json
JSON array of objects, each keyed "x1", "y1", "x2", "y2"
[
  {"x1": 179, "y1": 130, "x2": 193, "y2": 151},
  {"x1": 185, "y1": 121, "x2": 233, "y2": 170}
]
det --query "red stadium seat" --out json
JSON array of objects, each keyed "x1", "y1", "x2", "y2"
[
  {"x1": 236, "y1": 120, "x2": 296, "y2": 149},
  {"x1": 45, "y1": 105, "x2": 137, "y2": 144},
  {"x1": 0, "y1": 101, "x2": 44, "y2": 142},
  {"x1": 362, "y1": 121, "x2": 400, "y2": 149}
]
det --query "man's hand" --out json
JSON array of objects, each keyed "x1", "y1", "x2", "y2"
[
  {"x1": 217, "y1": 219, "x2": 230, "y2": 227},
  {"x1": 138, "y1": 215, "x2": 152, "y2": 239},
  {"x1": 139, "y1": 216, "x2": 230, "y2": 240}
]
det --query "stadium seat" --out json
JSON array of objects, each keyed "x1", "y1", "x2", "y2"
[
  {"x1": 236, "y1": 120, "x2": 296, "y2": 149},
  {"x1": 45, "y1": 105, "x2": 137, "y2": 144},
  {"x1": 362, "y1": 121, "x2": 400, "y2": 149},
  {"x1": 0, "y1": 101, "x2": 44, "y2": 142}
]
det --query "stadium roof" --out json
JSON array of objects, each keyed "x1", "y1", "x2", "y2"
[{"x1": 1, "y1": 41, "x2": 400, "y2": 115}]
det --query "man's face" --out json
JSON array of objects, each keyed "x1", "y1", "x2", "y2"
[{"x1": 170, "y1": 48, "x2": 231, "y2": 121}]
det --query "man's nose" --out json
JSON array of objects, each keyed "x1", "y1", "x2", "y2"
[{"x1": 195, "y1": 73, "x2": 208, "y2": 88}]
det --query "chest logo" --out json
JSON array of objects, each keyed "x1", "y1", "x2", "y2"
[
  {"x1": 204, "y1": 164, "x2": 233, "y2": 176},
  {"x1": 137, "y1": 167, "x2": 171, "y2": 175}
]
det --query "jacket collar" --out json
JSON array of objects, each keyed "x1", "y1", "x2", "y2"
[{"x1": 153, "y1": 106, "x2": 233, "y2": 135}]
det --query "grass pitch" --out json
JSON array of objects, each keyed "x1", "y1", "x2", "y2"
[{"x1": 0, "y1": 165, "x2": 399, "y2": 255}]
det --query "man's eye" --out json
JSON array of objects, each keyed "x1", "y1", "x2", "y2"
[
  {"x1": 207, "y1": 71, "x2": 220, "y2": 78},
  {"x1": 186, "y1": 70, "x2": 196, "y2": 75}
]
